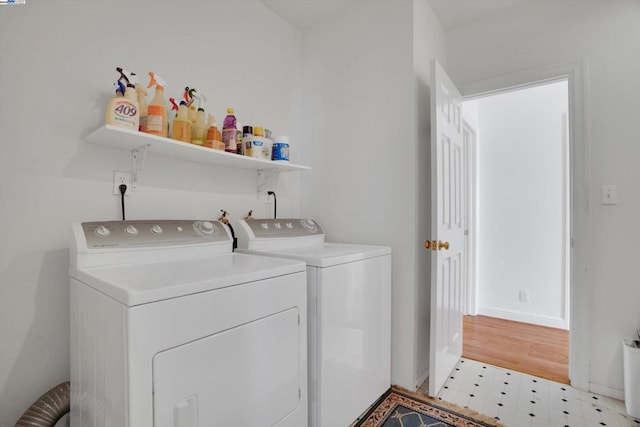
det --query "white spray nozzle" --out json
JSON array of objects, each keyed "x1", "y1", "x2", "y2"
[
  {"x1": 147, "y1": 72, "x2": 167, "y2": 89},
  {"x1": 192, "y1": 90, "x2": 207, "y2": 110}
]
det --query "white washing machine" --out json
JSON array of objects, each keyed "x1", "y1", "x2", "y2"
[
  {"x1": 69, "y1": 219, "x2": 308, "y2": 427},
  {"x1": 235, "y1": 219, "x2": 391, "y2": 427}
]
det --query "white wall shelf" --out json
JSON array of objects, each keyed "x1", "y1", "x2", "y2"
[{"x1": 86, "y1": 125, "x2": 310, "y2": 173}]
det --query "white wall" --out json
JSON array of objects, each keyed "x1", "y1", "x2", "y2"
[
  {"x1": 473, "y1": 81, "x2": 569, "y2": 329},
  {"x1": 300, "y1": 0, "x2": 447, "y2": 389},
  {"x1": 448, "y1": 0, "x2": 640, "y2": 397},
  {"x1": 0, "y1": 1, "x2": 303, "y2": 424}
]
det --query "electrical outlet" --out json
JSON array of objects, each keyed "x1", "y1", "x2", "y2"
[
  {"x1": 113, "y1": 171, "x2": 133, "y2": 196},
  {"x1": 602, "y1": 184, "x2": 618, "y2": 205}
]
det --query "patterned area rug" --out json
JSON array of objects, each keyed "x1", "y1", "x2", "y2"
[{"x1": 353, "y1": 386, "x2": 504, "y2": 427}]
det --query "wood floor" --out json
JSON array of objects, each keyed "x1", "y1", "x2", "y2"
[{"x1": 463, "y1": 315, "x2": 570, "y2": 384}]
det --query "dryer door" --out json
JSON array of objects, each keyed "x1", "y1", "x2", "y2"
[{"x1": 153, "y1": 308, "x2": 301, "y2": 427}]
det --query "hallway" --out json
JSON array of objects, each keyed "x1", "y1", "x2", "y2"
[{"x1": 463, "y1": 315, "x2": 569, "y2": 384}]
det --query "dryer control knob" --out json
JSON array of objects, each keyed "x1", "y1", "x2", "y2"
[
  {"x1": 124, "y1": 225, "x2": 139, "y2": 236},
  {"x1": 95, "y1": 226, "x2": 110, "y2": 237},
  {"x1": 151, "y1": 224, "x2": 163, "y2": 234},
  {"x1": 199, "y1": 221, "x2": 215, "y2": 235}
]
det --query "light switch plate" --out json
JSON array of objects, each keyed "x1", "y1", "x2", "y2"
[{"x1": 602, "y1": 185, "x2": 617, "y2": 205}]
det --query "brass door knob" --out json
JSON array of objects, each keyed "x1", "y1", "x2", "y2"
[
  {"x1": 424, "y1": 240, "x2": 437, "y2": 251},
  {"x1": 425, "y1": 240, "x2": 449, "y2": 251}
]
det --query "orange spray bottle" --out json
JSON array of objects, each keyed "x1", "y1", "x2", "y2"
[
  {"x1": 205, "y1": 114, "x2": 223, "y2": 150},
  {"x1": 146, "y1": 72, "x2": 168, "y2": 137}
]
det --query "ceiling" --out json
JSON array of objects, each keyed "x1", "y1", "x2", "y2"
[
  {"x1": 259, "y1": 0, "x2": 528, "y2": 32},
  {"x1": 428, "y1": 0, "x2": 527, "y2": 31},
  {"x1": 259, "y1": 0, "x2": 357, "y2": 31}
]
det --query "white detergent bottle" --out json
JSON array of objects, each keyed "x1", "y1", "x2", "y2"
[{"x1": 105, "y1": 67, "x2": 139, "y2": 131}]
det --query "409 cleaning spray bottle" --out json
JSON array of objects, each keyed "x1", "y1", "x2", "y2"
[{"x1": 105, "y1": 67, "x2": 139, "y2": 130}]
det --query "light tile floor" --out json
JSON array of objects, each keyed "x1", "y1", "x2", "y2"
[{"x1": 420, "y1": 358, "x2": 640, "y2": 427}]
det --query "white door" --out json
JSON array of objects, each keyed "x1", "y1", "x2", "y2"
[
  {"x1": 428, "y1": 59, "x2": 465, "y2": 396},
  {"x1": 153, "y1": 308, "x2": 301, "y2": 427}
]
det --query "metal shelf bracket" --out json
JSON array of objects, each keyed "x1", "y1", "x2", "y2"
[{"x1": 131, "y1": 144, "x2": 150, "y2": 184}]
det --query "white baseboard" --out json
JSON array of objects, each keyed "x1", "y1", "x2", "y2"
[
  {"x1": 589, "y1": 382, "x2": 625, "y2": 401},
  {"x1": 415, "y1": 367, "x2": 429, "y2": 389},
  {"x1": 477, "y1": 306, "x2": 569, "y2": 330},
  {"x1": 392, "y1": 377, "x2": 415, "y2": 391}
]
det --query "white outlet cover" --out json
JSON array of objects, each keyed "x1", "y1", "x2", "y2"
[
  {"x1": 113, "y1": 171, "x2": 134, "y2": 196},
  {"x1": 602, "y1": 185, "x2": 617, "y2": 205}
]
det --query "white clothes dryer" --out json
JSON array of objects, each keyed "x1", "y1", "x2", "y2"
[
  {"x1": 69, "y1": 219, "x2": 308, "y2": 427},
  {"x1": 235, "y1": 219, "x2": 391, "y2": 427}
]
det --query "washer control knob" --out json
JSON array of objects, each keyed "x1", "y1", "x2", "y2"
[
  {"x1": 124, "y1": 225, "x2": 139, "y2": 236},
  {"x1": 199, "y1": 221, "x2": 215, "y2": 235},
  {"x1": 301, "y1": 219, "x2": 318, "y2": 233},
  {"x1": 95, "y1": 226, "x2": 110, "y2": 237},
  {"x1": 151, "y1": 224, "x2": 163, "y2": 234}
]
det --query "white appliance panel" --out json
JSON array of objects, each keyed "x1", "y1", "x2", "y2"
[
  {"x1": 70, "y1": 279, "x2": 127, "y2": 427},
  {"x1": 251, "y1": 243, "x2": 391, "y2": 268},
  {"x1": 153, "y1": 308, "x2": 301, "y2": 427},
  {"x1": 306, "y1": 267, "x2": 319, "y2": 427},
  {"x1": 70, "y1": 220, "x2": 308, "y2": 427},
  {"x1": 70, "y1": 252, "x2": 303, "y2": 306},
  {"x1": 127, "y1": 272, "x2": 307, "y2": 426},
  {"x1": 315, "y1": 256, "x2": 391, "y2": 426},
  {"x1": 235, "y1": 218, "x2": 392, "y2": 427}
]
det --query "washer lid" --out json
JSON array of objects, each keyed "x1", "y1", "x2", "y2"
[
  {"x1": 241, "y1": 243, "x2": 391, "y2": 268},
  {"x1": 69, "y1": 253, "x2": 305, "y2": 306}
]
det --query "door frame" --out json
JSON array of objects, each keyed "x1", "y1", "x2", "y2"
[
  {"x1": 462, "y1": 120, "x2": 478, "y2": 316},
  {"x1": 458, "y1": 60, "x2": 589, "y2": 391}
]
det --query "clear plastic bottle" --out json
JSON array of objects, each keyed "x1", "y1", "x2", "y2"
[
  {"x1": 171, "y1": 101, "x2": 192, "y2": 143},
  {"x1": 192, "y1": 108, "x2": 206, "y2": 145},
  {"x1": 205, "y1": 114, "x2": 223, "y2": 150},
  {"x1": 135, "y1": 84, "x2": 148, "y2": 133},
  {"x1": 222, "y1": 108, "x2": 238, "y2": 153}
]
